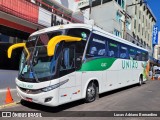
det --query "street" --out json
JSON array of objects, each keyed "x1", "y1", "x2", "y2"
[{"x1": 0, "y1": 80, "x2": 160, "y2": 120}]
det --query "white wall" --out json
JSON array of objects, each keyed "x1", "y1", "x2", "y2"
[{"x1": 54, "y1": 0, "x2": 79, "y2": 12}]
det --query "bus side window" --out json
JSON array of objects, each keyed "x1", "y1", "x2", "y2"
[
  {"x1": 129, "y1": 48, "x2": 136, "y2": 60},
  {"x1": 136, "y1": 50, "x2": 142, "y2": 61},
  {"x1": 108, "y1": 42, "x2": 118, "y2": 58},
  {"x1": 142, "y1": 51, "x2": 148, "y2": 61},
  {"x1": 86, "y1": 34, "x2": 106, "y2": 57},
  {"x1": 119, "y1": 45, "x2": 128, "y2": 59}
]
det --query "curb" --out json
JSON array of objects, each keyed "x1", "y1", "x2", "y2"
[{"x1": 0, "y1": 101, "x2": 20, "y2": 110}]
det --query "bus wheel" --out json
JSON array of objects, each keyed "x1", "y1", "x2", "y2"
[
  {"x1": 85, "y1": 82, "x2": 97, "y2": 103},
  {"x1": 139, "y1": 76, "x2": 143, "y2": 86}
]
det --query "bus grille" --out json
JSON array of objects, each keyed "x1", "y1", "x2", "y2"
[{"x1": 18, "y1": 87, "x2": 42, "y2": 94}]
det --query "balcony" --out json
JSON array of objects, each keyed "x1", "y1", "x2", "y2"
[
  {"x1": 0, "y1": 0, "x2": 82, "y2": 26},
  {"x1": 0, "y1": 0, "x2": 39, "y2": 24}
]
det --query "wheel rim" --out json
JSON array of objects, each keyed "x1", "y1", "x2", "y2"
[{"x1": 87, "y1": 84, "x2": 96, "y2": 101}]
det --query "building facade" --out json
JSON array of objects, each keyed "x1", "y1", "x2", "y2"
[
  {"x1": 76, "y1": 0, "x2": 156, "y2": 53},
  {"x1": 126, "y1": 0, "x2": 156, "y2": 52},
  {"x1": 0, "y1": 0, "x2": 82, "y2": 70}
]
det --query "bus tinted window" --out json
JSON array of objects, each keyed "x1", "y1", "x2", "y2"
[
  {"x1": 142, "y1": 51, "x2": 148, "y2": 61},
  {"x1": 108, "y1": 41, "x2": 118, "y2": 58},
  {"x1": 129, "y1": 48, "x2": 136, "y2": 60},
  {"x1": 136, "y1": 50, "x2": 142, "y2": 61},
  {"x1": 67, "y1": 28, "x2": 90, "y2": 40},
  {"x1": 87, "y1": 34, "x2": 106, "y2": 57},
  {"x1": 119, "y1": 45, "x2": 128, "y2": 59}
]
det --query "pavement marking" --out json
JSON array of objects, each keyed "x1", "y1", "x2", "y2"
[
  {"x1": 0, "y1": 89, "x2": 16, "y2": 93},
  {"x1": 0, "y1": 101, "x2": 20, "y2": 110}
]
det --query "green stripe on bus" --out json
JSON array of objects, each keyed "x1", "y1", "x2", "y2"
[{"x1": 79, "y1": 58, "x2": 116, "y2": 71}]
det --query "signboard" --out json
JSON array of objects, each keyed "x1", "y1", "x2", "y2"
[
  {"x1": 38, "y1": 7, "x2": 71, "y2": 27},
  {"x1": 77, "y1": 0, "x2": 90, "y2": 9},
  {"x1": 38, "y1": 7, "x2": 52, "y2": 27},
  {"x1": 51, "y1": 14, "x2": 71, "y2": 26},
  {"x1": 152, "y1": 25, "x2": 158, "y2": 45}
]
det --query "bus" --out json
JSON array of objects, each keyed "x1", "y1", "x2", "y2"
[{"x1": 8, "y1": 24, "x2": 149, "y2": 106}]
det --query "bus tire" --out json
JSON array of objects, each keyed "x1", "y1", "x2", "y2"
[
  {"x1": 85, "y1": 82, "x2": 97, "y2": 103},
  {"x1": 139, "y1": 76, "x2": 143, "y2": 86}
]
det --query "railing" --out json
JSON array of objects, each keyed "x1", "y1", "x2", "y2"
[
  {"x1": 0, "y1": 0, "x2": 38, "y2": 24},
  {"x1": 0, "y1": 0, "x2": 83, "y2": 25}
]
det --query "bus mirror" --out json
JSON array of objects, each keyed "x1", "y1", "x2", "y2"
[
  {"x1": 8, "y1": 43, "x2": 30, "y2": 59},
  {"x1": 47, "y1": 35, "x2": 81, "y2": 56}
]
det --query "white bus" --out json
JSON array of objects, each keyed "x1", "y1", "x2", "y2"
[{"x1": 8, "y1": 24, "x2": 149, "y2": 106}]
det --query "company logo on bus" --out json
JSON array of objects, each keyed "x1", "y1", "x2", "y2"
[
  {"x1": 17, "y1": 83, "x2": 33, "y2": 89},
  {"x1": 122, "y1": 60, "x2": 138, "y2": 69}
]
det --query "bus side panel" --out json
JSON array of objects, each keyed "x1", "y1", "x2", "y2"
[
  {"x1": 58, "y1": 72, "x2": 82, "y2": 105},
  {"x1": 81, "y1": 71, "x2": 102, "y2": 98}
]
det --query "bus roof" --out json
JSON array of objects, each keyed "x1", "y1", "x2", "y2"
[{"x1": 30, "y1": 23, "x2": 148, "y2": 52}]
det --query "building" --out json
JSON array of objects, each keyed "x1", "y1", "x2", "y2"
[
  {"x1": 76, "y1": 0, "x2": 156, "y2": 53},
  {"x1": 0, "y1": 0, "x2": 82, "y2": 70},
  {"x1": 80, "y1": 0, "x2": 128, "y2": 38},
  {"x1": 0, "y1": 0, "x2": 82, "y2": 44},
  {"x1": 126, "y1": 0, "x2": 156, "y2": 53}
]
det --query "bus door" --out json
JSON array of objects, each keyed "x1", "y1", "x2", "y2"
[{"x1": 58, "y1": 43, "x2": 80, "y2": 104}]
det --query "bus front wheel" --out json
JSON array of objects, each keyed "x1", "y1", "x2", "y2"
[{"x1": 85, "y1": 82, "x2": 97, "y2": 103}]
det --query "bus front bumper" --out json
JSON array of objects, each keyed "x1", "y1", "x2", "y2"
[{"x1": 16, "y1": 86, "x2": 59, "y2": 106}]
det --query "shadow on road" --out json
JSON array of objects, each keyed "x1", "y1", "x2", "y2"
[
  {"x1": 99, "y1": 83, "x2": 140, "y2": 98},
  {"x1": 21, "y1": 82, "x2": 146, "y2": 112}
]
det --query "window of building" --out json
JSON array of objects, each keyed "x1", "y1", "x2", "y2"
[
  {"x1": 115, "y1": 0, "x2": 125, "y2": 9},
  {"x1": 108, "y1": 41, "x2": 119, "y2": 58},
  {"x1": 121, "y1": 0, "x2": 124, "y2": 8},
  {"x1": 135, "y1": 6, "x2": 137, "y2": 14},
  {"x1": 134, "y1": 20, "x2": 136, "y2": 29},
  {"x1": 114, "y1": 29, "x2": 121, "y2": 37},
  {"x1": 126, "y1": 21, "x2": 131, "y2": 30},
  {"x1": 116, "y1": 11, "x2": 122, "y2": 23},
  {"x1": 142, "y1": 28, "x2": 144, "y2": 36},
  {"x1": 103, "y1": 0, "x2": 112, "y2": 4},
  {"x1": 92, "y1": 0, "x2": 102, "y2": 7},
  {"x1": 139, "y1": 11, "x2": 141, "y2": 19},
  {"x1": 146, "y1": 19, "x2": 147, "y2": 26},
  {"x1": 138, "y1": 24, "x2": 140, "y2": 32}
]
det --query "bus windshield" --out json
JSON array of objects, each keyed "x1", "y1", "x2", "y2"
[
  {"x1": 19, "y1": 31, "x2": 62, "y2": 82},
  {"x1": 18, "y1": 28, "x2": 90, "y2": 82}
]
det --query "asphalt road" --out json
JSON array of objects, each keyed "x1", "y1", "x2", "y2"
[
  {"x1": 0, "y1": 70, "x2": 18, "y2": 90},
  {"x1": 1, "y1": 80, "x2": 160, "y2": 120}
]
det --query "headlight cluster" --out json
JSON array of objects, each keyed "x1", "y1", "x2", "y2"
[{"x1": 42, "y1": 79, "x2": 69, "y2": 92}]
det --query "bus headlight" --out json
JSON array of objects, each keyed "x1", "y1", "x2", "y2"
[{"x1": 41, "y1": 79, "x2": 69, "y2": 92}]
